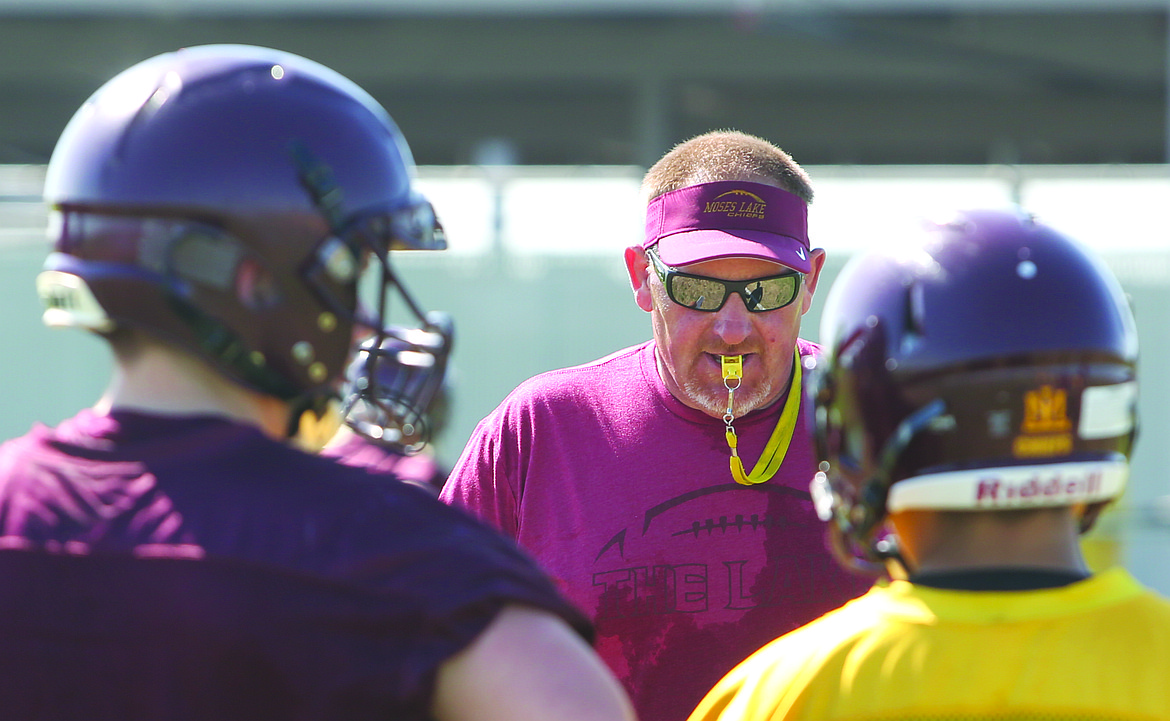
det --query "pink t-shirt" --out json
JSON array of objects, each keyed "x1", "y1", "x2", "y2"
[{"x1": 441, "y1": 340, "x2": 872, "y2": 721}]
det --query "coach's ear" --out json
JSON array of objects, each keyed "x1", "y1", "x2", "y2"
[
  {"x1": 625, "y1": 246, "x2": 654, "y2": 313},
  {"x1": 799, "y1": 247, "x2": 828, "y2": 316}
]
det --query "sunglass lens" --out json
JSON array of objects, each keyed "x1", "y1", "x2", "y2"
[
  {"x1": 669, "y1": 276, "x2": 728, "y2": 311},
  {"x1": 745, "y1": 276, "x2": 798, "y2": 311}
]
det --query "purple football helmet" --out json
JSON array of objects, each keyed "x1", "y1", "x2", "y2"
[
  {"x1": 341, "y1": 311, "x2": 454, "y2": 453},
  {"x1": 37, "y1": 44, "x2": 445, "y2": 402},
  {"x1": 809, "y1": 208, "x2": 1138, "y2": 573}
]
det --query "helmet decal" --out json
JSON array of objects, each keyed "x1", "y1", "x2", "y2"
[{"x1": 886, "y1": 460, "x2": 1128, "y2": 512}]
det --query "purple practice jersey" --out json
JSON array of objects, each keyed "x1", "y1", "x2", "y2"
[{"x1": 0, "y1": 409, "x2": 590, "y2": 721}]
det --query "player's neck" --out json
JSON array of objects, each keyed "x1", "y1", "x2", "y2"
[
  {"x1": 96, "y1": 337, "x2": 292, "y2": 440},
  {"x1": 891, "y1": 507, "x2": 1090, "y2": 577}
]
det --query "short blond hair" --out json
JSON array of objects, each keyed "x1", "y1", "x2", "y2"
[{"x1": 641, "y1": 129, "x2": 814, "y2": 204}]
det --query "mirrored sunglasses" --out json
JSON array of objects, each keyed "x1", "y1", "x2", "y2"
[{"x1": 647, "y1": 247, "x2": 803, "y2": 313}]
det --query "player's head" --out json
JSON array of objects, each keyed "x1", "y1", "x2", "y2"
[
  {"x1": 631, "y1": 130, "x2": 824, "y2": 418},
  {"x1": 809, "y1": 207, "x2": 1138, "y2": 574},
  {"x1": 37, "y1": 44, "x2": 445, "y2": 407},
  {"x1": 340, "y1": 312, "x2": 454, "y2": 453}
]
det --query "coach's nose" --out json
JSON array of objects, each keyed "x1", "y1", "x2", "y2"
[{"x1": 712, "y1": 293, "x2": 752, "y2": 346}]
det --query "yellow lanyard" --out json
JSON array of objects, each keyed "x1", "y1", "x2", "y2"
[{"x1": 721, "y1": 349, "x2": 802, "y2": 486}]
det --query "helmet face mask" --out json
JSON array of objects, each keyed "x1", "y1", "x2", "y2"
[
  {"x1": 38, "y1": 44, "x2": 446, "y2": 403},
  {"x1": 811, "y1": 208, "x2": 1139, "y2": 575},
  {"x1": 340, "y1": 312, "x2": 454, "y2": 453}
]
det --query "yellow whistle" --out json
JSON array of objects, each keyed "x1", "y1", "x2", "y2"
[{"x1": 721, "y1": 355, "x2": 743, "y2": 381}]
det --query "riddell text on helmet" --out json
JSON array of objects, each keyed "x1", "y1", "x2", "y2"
[{"x1": 975, "y1": 470, "x2": 1103, "y2": 506}]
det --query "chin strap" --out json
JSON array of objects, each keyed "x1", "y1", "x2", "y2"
[
  {"x1": 722, "y1": 349, "x2": 802, "y2": 486},
  {"x1": 287, "y1": 394, "x2": 343, "y2": 453}
]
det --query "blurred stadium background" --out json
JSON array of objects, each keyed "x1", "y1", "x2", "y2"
[{"x1": 1, "y1": 0, "x2": 1168, "y2": 590}]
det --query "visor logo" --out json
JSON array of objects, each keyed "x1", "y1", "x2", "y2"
[{"x1": 703, "y1": 190, "x2": 767, "y2": 220}]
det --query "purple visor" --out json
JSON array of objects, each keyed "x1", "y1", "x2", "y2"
[{"x1": 643, "y1": 180, "x2": 811, "y2": 273}]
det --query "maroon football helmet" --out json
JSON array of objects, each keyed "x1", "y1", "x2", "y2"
[
  {"x1": 809, "y1": 208, "x2": 1138, "y2": 573},
  {"x1": 37, "y1": 44, "x2": 445, "y2": 402}
]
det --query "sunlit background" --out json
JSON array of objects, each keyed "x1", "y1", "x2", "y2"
[{"x1": 1, "y1": 0, "x2": 1168, "y2": 591}]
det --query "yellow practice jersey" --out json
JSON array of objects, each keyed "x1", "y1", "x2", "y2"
[{"x1": 690, "y1": 567, "x2": 1170, "y2": 721}]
